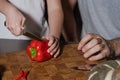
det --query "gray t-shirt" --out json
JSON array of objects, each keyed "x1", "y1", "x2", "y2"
[{"x1": 78, "y1": 0, "x2": 120, "y2": 40}]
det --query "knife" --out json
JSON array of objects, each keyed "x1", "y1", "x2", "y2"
[{"x1": 4, "y1": 21, "x2": 42, "y2": 41}]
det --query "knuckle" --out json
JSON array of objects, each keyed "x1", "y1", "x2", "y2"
[
  {"x1": 82, "y1": 47, "x2": 87, "y2": 52},
  {"x1": 10, "y1": 25, "x2": 15, "y2": 29},
  {"x1": 104, "y1": 49, "x2": 109, "y2": 53},
  {"x1": 80, "y1": 41, "x2": 84, "y2": 45},
  {"x1": 52, "y1": 49, "x2": 57, "y2": 53},
  {"x1": 101, "y1": 53, "x2": 106, "y2": 58},
  {"x1": 15, "y1": 32, "x2": 21, "y2": 36},
  {"x1": 102, "y1": 53, "x2": 106, "y2": 58},
  {"x1": 96, "y1": 45, "x2": 101, "y2": 50},
  {"x1": 93, "y1": 38, "x2": 99, "y2": 44},
  {"x1": 13, "y1": 32, "x2": 19, "y2": 36},
  {"x1": 52, "y1": 44, "x2": 56, "y2": 48},
  {"x1": 23, "y1": 17, "x2": 26, "y2": 21},
  {"x1": 86, "y1": 33, "x2": 93, "y2": 38},
  {"x1": 101, "y1": 44, "x2": 105, "y2": 49},
  {"x1": 84, "y1": 45, "x2": 88, "y2": 50},
  {"x1": 87, "y1": 50, "x2": 93, "y2": 55}
]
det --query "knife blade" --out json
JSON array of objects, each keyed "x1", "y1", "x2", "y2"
[
  {"x1": 71, "y1": 64, "x2": 97, "y2": 71},
  {"x1": 23, "y1": 31, "x2": 42, "y2": 41},
  {"x1": 23, "y1": 24, "x2": 43, "y2": 41}
]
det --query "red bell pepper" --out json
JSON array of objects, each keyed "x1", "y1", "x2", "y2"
[{"x1": 26, "y1": 40, "x2": 52, "y2": 62}]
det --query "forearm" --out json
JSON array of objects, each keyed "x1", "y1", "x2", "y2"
[
  {"x1": 47, "y1": 0, "x2": 63, "y2": 39},
  {"x1": 108, "y1": 38, "x2": 120, "y2": 56},
  {"x1": 0, "y1": 0, "x2": 12, "y2": 15},
  {"x1": 62, "y1": 0, "x2": 78, "y2": 42},
  {"x1": 68, "y1": 0, "x2": 77, "y2": 10},
  {"x1": 48, "y1": 10, "x2": 63, "y2": 39},
  {"x1": 0, "y1": 0, "x2": 17, "y2": 17}
]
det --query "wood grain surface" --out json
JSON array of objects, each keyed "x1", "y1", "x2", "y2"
[{"x1": 0, "y1": 44, "x2": 102, "y2": 80}]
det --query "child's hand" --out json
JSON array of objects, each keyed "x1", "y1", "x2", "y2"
[
  {"x1": 42, "y1": 35, "x2": 60, "y2": 58},
  {"x1": 5, "y1": 6, "x2": 25, "y2": 36}
]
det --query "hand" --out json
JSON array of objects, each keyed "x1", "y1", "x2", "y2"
[
  {"x1": 5, "y1": 7, "x2": 25, "y2": 36},
  {"x1": 42, "y1": 35, "x2": 60, "y2": 58},
  {"x1": 78, "y1": 33, "x2": 111, "y2": 61}
]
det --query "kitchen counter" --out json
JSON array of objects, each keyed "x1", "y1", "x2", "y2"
[{"x1": 0, "y1": 44, "x2": 103, "y2": 80}]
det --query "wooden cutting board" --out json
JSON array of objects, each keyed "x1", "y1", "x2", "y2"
[{"x1": 0, "y1": 44, "x2": 102, "y2": 80}]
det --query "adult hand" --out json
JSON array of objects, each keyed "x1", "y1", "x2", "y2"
[
  {"x1": 78, "y1": 33, "x2": 111, "y2": 61},
  {"x1": 42, "y1": 35, "x2": 60, "y2": 58},
  {"x1": 5, "y1": 7, "x2": 25, "y2": 36}
]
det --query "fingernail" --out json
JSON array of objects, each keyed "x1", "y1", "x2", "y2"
[
  {"x1": 48, "y1": 43, "x2": 50, "y2": 46},
  {"x1": 50, "y1": 52, "x2": 53, "y2": 56},
  {"x1": 54, "y1": 55, "x2": 57, "y2": 58},
  {"x1": 78, "y1": 46, "x2": 81, "y2": 50},
  {"x1": 47, "y1": 49, "x2": 50, "y2": 53},
  {"x1": 84, "y1": 54, "x2": 88, "y2": 58},
  {"x1": 89, "y1": 58, "x2": 93, "y2": 61}
]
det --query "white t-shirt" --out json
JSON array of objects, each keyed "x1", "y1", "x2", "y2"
[
  {"x1": 78, "y1": 0, "x2": 120, "y2": 40},
  {"x1": 0, "y1": 0, "x2": 49, "y2": 40}
]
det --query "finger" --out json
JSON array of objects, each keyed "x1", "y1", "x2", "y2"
[
  {"x1": 21, "y1": 18, "x2": 25, "y2": 26},
  {"x1": 6, "y1": 25, "x2": 14, "y2": 34},
  {"x1": 88, "y1": 51, "x2": 106, "y2": 61},
  {"x1": 13, "y1": 28, "x2": 21, "y2": 36},
  {"x1": 41, "y1": 36, "x2": 47, "y2": 40},
  {"x1": 54, "y1": 49, "x2": 60, "y2": 58},
  {"x1": 13, "y1": 24, "x2": 22, "y2": 36},
  {"x1": 52, "y1": 42, "x2": 59, "y2": 54},
  {"x1": 47, "y1": 39, "x2": 58, "y2": 53},
  {"x1": 50, "y1": 45, "x2": 59, "y2": 56},
  {"x1": 19, "y1": 20, "x2": 25, "y2": 34},
  {"x1": 5, "y1": 21, "x2": 14, "y2": 33},
  {"x1": 84, "y1": 44, "x2": 105, "y2": 58},
  {"x1": 20, "y1": 26, "x2": 25, "y2": 35},
  {"x1": 5, "y1": 21, "x2": 21, "y2": 36},
  {"x1": 48, "y1": 37, "x2": 55, "y2": 46},
  {"x1": 82, "y1": 38, "x2": 102, "y2": 53},
  {"x1": 21, "y1": 26, "x2": 24, "y2": 30},
  {"x1": 42, "y1": 36, "x2": 50, "y2": 41},
  {"x1": 78, "y1": 34, "x2": 93, "y2": 50},
  {"x1": 21, "y1": 18, "x2": 25, "y2": 30},
  {"x1": 19, "y1": 24, "x2": 24, "y2": 35}
]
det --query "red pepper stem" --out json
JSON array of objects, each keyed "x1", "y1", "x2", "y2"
[{"x1": 30, "y1": 48, "x2": 37, "y2": 58}]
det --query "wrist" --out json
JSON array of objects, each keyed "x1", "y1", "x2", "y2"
[
  {"x1": 49, "y1": 34, "x2": 60, "y2": 40},
  {"x1": 106, "y1": 40, "x2": 115, "y2": 60}
]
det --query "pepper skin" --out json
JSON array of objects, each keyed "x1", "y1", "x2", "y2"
[
  {"x1": 13, "y1": 70, "x2": 24, "y2": 80},
  {"x1": 26, "y1": 40, "x2": 52, "y2": 62}
]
